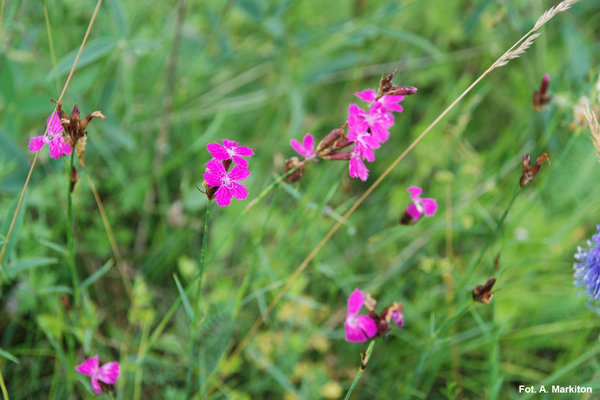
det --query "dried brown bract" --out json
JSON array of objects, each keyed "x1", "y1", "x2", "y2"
[
  {"x1": 472, "y1": 277, "x2": 497, "y2": 304},
  {"x1": 533, "y1": 74, "x2": 552, "y2": 111},
  {"x1": 283, "y1": 157, "x2": 306, "y2": 183},
  {"x1": 520, "y1": 153, "x2": 548, "y2": 187},
  {"x1": 378, "y1": 67, "x2": 417, "y2": 99}
]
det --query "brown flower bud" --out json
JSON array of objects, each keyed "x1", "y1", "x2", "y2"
[
  {"x1": 520, "y1": 153, "x2": 548, "y2": 187},
  {"x1": 316, "y1": 127, "x2": 345, "y2": 154},
  {"x1": 472, "y1": 277, "x2": 497, "y2": 304},
  {"x1": 283, "y1": 157, "x2": 305, "y2": 183},
  {"x1": 322, "y1": 151, "x2": 352, "y2": 161}
]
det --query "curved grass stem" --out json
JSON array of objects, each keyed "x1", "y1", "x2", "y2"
[{"x1": 344, "y1": 341, "x2": 376, "y2": 400}]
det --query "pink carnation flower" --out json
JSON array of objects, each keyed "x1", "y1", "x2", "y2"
[
  {"x1": 28, "y1": 112, "x2": 73, "y2": 159},
  {"x1": 347, "y1": 103, "x2": 393, "y2": 145},
  {"x1": 203, "y1": 159, "x2": 250, "y2": 207},
  {"x1": 406, "y1": 186, "x2": 438, "y2": 221},
  {"x1": 75, "y1": 356, "x2": 120, "y2": 394},
  {"x1": 207, "y1": 139, "x2": 254, "y2": 168},
  {"x1": 290, "y1": 133, "x2": 316, "y2": 159},
  {"x1": 345, "y1": 288, "x2": 378, "y2": 342}
]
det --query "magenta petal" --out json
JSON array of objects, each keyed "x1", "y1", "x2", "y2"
[
  {"x1": 204, "y1": 159, "x2": 226, "y2": 187},
  {"x1": 421, "y1": 198, "x2": 438, "y2": 216},
  {"x1": 303, "y1": 133, "x2": 315, "y2": 152},
  {"x1": 46, "y1": 112, "x2": 64, "y2": 135},
  {"x1": 229, "y1": 182, "x2": 248, "y2": 200},
  {"x1": 214, "y1": 186, "x2": 232, "y2": 207},
  {"x1": 206, "y1": 143, "x2": 230, "y2": 160},
  {"x1": 90, "y1": 377, "x2": 102, "y2": 394},
  {"x1": 232, "y1": 155, "x2": 249, "y2": 168},
  {"x1": 349, "y1": 157, "x2": 369, "y2": 181},
  {"x1": 221, "y1": 139, "x2": 238, "y2": 148},
  {"x1": 235, "y1": 145, "x2": 254, "y2": 157},
  {"x1": 406, "y1": 203, "x2": 422, "y2": 220},
  {"x1": 347, "y1": 288, "x2": 365, "y2": 315},
  {"x1": 75, "y1": 356, "x2": 99, "y2": 377},
  {"x1": 392, "y1": 310, "x2": 404, "y2": 327},
  {"x1": 229, "y1": 165, "x2": 251, "y2": 181},
  {"x1": 407, "y1": 186, "x2": 422, "y2": 199},
  {"x1": 290, "y1": 139, "x2": 305, "y2": 156},
  {"x1": 98, "y1": 362, "x2": 120, "y2": 385},
  {"x1": 29, "y1": 136, "x2": 47, "y2": 152},
  {"x1": 355, "y1": 89, "x2": 376, "y2": 103},
  {"x1": 345, "y1": 315, "x2": 377, "y2": 342}
]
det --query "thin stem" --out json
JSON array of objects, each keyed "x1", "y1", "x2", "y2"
[
  {"x1": 0, "y1": 0, "x2": 104, "y2": 271},
  {"x1": 65, "y1": 151, "x2": 80, "y2": 305},
  {"x1": 42, "y1": 0, "x2": 60, "y2": 93},
  {"x1": 344, "y1": 341, "x2": 376, "y2": 400},
  {"x1": 0, "y1": 368, "x2": 8, "y2": 400},
  {"x1": 83, "y1": 168, "x2": 133, "y2": 300},
  {"x1": 0, "y1": 0, "x2": 5, "y2": 40},
  {"x1": 186, "y1": 202, "x2": 211, "y2": 397}
]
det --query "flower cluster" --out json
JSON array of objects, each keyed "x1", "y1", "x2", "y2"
[
  {"x1": 75, "y1": 356, "x2": 120, "y2": 394},
  {"x1": 345, "y1": 288, "x2": 404, "y2": 342},
  {"x1": 201, "y1": 139, "x2": 254, "y2": 207},
  {"x1": 284, "y1": 70, "x2": 416, "y2": 182},
  {"x1": 29, "y1": 101, "x2": 105, "y2": 162},
  {"x1": 400, "y1": 186, "x2": 438, "y2": 225},
  {"x1": 573, "y1": 225, "x2": 600, "y2": 301}
]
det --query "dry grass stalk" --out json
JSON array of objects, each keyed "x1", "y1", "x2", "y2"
[
  {"x1": 534, "y1": 0, "x2": 580, "y2": 31},
  {"x1": 584, "y1": 104, "x2": 600, "y2": 161},
  {"x1": 495, "y1": 33, "x2": 541, "y2": 67}
]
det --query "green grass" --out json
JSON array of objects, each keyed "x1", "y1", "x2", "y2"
[{"x1": 1, "y1": 0, "x2": 600, "y2": 399}]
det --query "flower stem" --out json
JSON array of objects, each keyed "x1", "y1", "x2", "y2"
[
  {"x1": 344, "y1": 341, "x2": 376, "y2": 400},
  {"x1": 186, "y1": 202, "x2": 211, "y2": 397},
  {"x1": 65, "y1": 151, "x2": 80, "y2": 306},
  {"x1": 0, "y1": 367, "x2": 9, "y2": 400}
]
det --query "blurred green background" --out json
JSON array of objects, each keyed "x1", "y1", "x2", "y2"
[{"x1": 1, "y1": 0, "x2": 600, "y2": 398}]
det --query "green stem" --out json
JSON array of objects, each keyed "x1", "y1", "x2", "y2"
[
  {"x1": 344, "y1": 341, "x2": 376, "y2": 400},
  {"x1": 186, "y1": 202, "x2": 211, "y2": 397},
  {"x1": 0, "y1": 367, "x2": 8, "y2": 400},
  {"x1": 65, "y1": 151, "x2": 80, "y2": 306}
]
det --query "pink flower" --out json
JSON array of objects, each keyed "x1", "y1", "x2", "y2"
[
  {"x1": 347, "y1": 103, "x2": 394, "y2": 145},
  {"x1": 75, "y1": 356, "x2": 120, "y2": 394},
  {"x1": 203, "y1": 159, "x2": 250, "y2": 207},
  {"x1": 355, "y1": 89, "x2": 405, "y2": 113},
  {"x1": 28, "y1": 112, "x2": 73, "y2": 159},
  {"x1": 345, "y1": 289, "x2": 378, "y2": 342},
  {"x1": 290, "y1": 133, "x2": 316, "y2": 159},
  {"x1": 406, "y1": 186, "x2": 438, "y2": 221},
  {"x1": 207, "y1": 139, "x2": 254, "y2": 168}
]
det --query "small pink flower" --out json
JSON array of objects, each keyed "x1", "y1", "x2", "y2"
[
  {"x1": 345, "y1": 289, "x2": 378, "y2": 342},
  {"x1": 203, "y1": 159, "x2": 250, "y2": 207},
  {"x1": 406, "y1": 186, "x2": 438, "y2": 221},
  {"x1": 207, "y1": 139, "x2": 254, "y2": 168},
  {"x1": 347, "y1": 103, "x2": 394, "y2": 145},
  {"x1": 28, "y1": 112, "x2": 73, "y2": 159},
  {"x1": 75, "y1": 356, "x2": 120, "y2": 394},
  {"x1": 290, "y1": 133, "x2": 316, "y2": 159}
]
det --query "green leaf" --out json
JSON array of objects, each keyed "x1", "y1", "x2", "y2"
[
  {"x1": 81, "y1": 259, "x2": 114, "y2": 290},
  {"x1": 49, "y1": 38, "x2": 117, "y2": 80},
  {"x1": 173, "y1": 274, "x2": 193, "y2": 321},
  {"x1": 4, "y1": 257, "x2": 57, "y2": 278},
  {"x1": 0, "y1": 348, "x2": 18, "y2": 364}
]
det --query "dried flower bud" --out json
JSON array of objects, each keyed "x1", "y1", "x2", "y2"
[
  {"x1": 80, "y1": 110, "x2": 106, "y2": 130},
  {"x1": 283, "y1": 157, "x2": 305, "y2": 183},
  {"x1": 533, "y1": 74, "x2": 552, "y2": 110},
  {"x1": 316, "y1": 127, "x2": 345, "y2": 154},
  {"x1": 390, "y1": 86, "x2": 418, "y2": 96},
  {"x1": 322, "y1": 151, "x2": 352, "y2": 161},
  {"x1": 520, "y1": 153, "x2": 548, "y2": 187},
  {"x1": 364, "y1": 293, "x2": 377, "y2": 314},
  {"x1": 71, "y1": 166, "x2": 78, "y2": 193},
  {"x1": 77, "y1": 135, "x2": 88, "y2": 167},
  {"x1": 472, "y1": 277, "x2": 497, "y2": 304}
]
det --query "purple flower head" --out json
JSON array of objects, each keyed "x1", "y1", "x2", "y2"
[
  {"x1": 406, "y1": 186, "x2": 438, "y2": 221},
  {"x1": 28, "y1": 112, "x2": 73, "y2": 159},
  {"x1": 207, "y1": 139, "x2": 254, "y2": 168},
  {"x1": 290, "y1": 133, "x2": 316, "y2": 159},
  {"x1": 203, "y1": 159, "x2": 250, "y2": 207},
  {"x1": 345, "y1": 289, "x2": 378, "y2": 342},
  {"x1": 391, "y1": 309, "x2": 404, "y2": 327},
  {"x1": 573, "y1": 225, "x2": 600, "y2": 301},
  {"x1": 75, "y1": 356, "x2": 120, "y2": 394}
]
